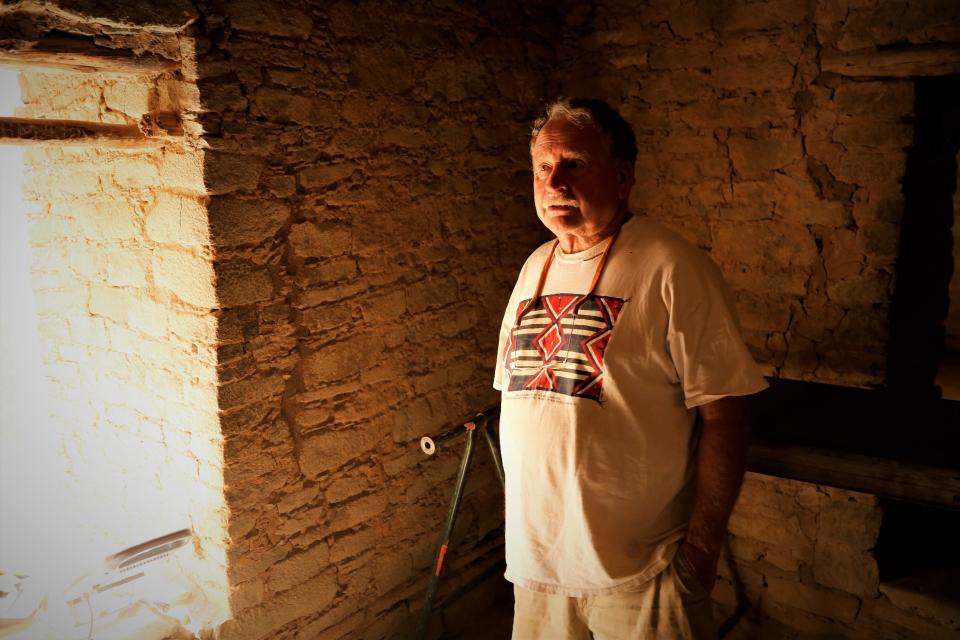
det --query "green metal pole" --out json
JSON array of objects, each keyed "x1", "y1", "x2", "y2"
[
  {"x1": 416, "y1": 424, "x2": 478, "y2": 640},
  {"x1": 482, "y1": 419, "x2": 505, "y2": 489}
]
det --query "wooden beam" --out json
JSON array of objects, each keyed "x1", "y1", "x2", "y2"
[
  {"x1": 748, "y1": 441, "x2": 960, "y2": 511},
  {"x1": 0, "y1": 35, "x2": 179, "y2": 74},
  {"x1": 0, "y1": 116, "x2": 171, "y2": 146},
  {"x1": 822, "y1": 44, "x2": 960, "y2": 78}
]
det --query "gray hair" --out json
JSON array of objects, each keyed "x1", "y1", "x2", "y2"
[{"x1": 530, "y1": 98, "x2": 638, "y2": 165}]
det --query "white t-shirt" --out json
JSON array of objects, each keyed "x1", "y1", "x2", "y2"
[{"x1": 494, "y1": 215, "x2": 768, "y2": 596}]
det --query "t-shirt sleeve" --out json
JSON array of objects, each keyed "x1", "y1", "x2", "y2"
[{"x1": 663, "y1": 246, "x2": 768, "y2": 409}]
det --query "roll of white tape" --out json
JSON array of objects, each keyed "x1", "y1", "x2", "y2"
[{"x1": 420, "y1": 436, "x2": 436, "y2": 455}]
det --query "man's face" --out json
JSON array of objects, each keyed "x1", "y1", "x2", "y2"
[{"x1": 531, "y1": 117, "x2": 634, "y2": 246}]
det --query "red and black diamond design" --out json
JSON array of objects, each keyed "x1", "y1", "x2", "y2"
[{"x1": 501, "y1": 293, "x2": 625, "y2": 402}]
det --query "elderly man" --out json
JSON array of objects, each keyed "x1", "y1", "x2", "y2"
[{"x1": 494, "y1": 98, "x2": 768, "y2": 639}]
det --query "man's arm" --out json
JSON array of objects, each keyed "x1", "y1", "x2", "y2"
[{"x1": 679, "y1": 394, "x2": 752, "y2": 591}]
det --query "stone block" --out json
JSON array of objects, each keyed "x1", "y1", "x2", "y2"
[
  {"x1": 649, "y1": 41, "x2": 716, "y2": 70},
  {"x1": 105, "y1": 250, "x2": 148, "y2": 288},
  {"x1": 219, "y1": 375, "x2": 285, "y2": 410},
  {"x1": 127, "y1": 297, "x2": 169, "y2": 338},
  {"x1": 329, "y1": 527, "x2": 376, "y2": 564},
  {"x1": 381, "y1": 127, "x2": 433, "y2": 149},
  {"x1": 715, "y1": 0, "x2": 808, "y2": 32},
  {"x1": 266, "y1": 175, "x2": 297, "y2": 198},
  {"x1": 145, "y1": 193, "x2": 210, "y2": 247},
  {"x1": 761, "y1": 598, "x2": 858, "y2": 636},
  {"x1": 73, "y1": 200, "x2": 139, "y2": 241},
  {"x1": 823, "y1": 229, "x2": 862, "y2": 281},
  {"x1": 879, "y1": 568, "x2": 960, "y2": 631},
  {"x1": 230, "y1": 543, "x2": 289, "y2": 585},
  {"x1": 640, "y1": 69, "x2": 710, "y2": 104},
  {"x1": 251, "y1": 88, "x2": 339, "y2": 128},
  {"x1": 277, "y1": 484, "x2": 321, "y2": 515},
  {"x1": 826, "y1": 268, "x2": 893, "y2": 306},
  {"x1": 204, "y1": 152, "x2": 265, "y2": 194},
  {"x1": 298, "y1": 426, "x2": 379, "y2": 479},
  {"x1": 857, "y1": 221, "x2": 900, "y2": 258},
  {"x1": 712, "y1": 220, "x2": 819, "y2": 297},
  {"x1": 293, "y1": 597, "x2": 364, "y2": 640},
  {"x1": 764, "y1": 576, "x2": 861, "y2": 623},
  {"x1": 834, "y1": 80, "x2": 914, "y2": 118},
  {"x1": 340, "y1": 95, "x2": 385, "y2": 126},
  {"x1": 327, "y1": 492, "x2": 389, "y2": 533},
  {"x1": 728, "y1": 135, "x2": 804, "y2": 179},
  {"x1": 227, "y1": 0, "x2": 313, "y2": 39},
  {"x1": 289, "y1": 222, "x2": 353, "y2": 259},
  {"x1": 302, "y1": 333, "x2": 379, "y2": 385},
  {"x1": 817, "y1": 489, "x2": 881, "y2": 550},
  {"x1": 361, "y1": 289, "x2": 406, "y2": 324},
  {"x1": 219, "y1": 569, "x2": 339, "y2": 640},
  {"x1": 852, "y1": 188, "x2": 904, "y2": 225},
  {"x1": 215, "y1": 258, "x2": 275, "y2": 307},
  {"x1": 835, "y1": 308, "x2": 888, "y2": 349},
  {"x1": 833, "y1": 121, "x2": 914, "y2": 148},
  {"x1": 372, "y1": 549, "x2": 412, "y2": 595},
  {"x1": 709, "y1": 57, "x2": 796, "y2": 92},
  {"x1": 293, "y1": 405, "x2": 334, "y2": 433},
  {"x1": 814, "y1": 542, "x2": 879, "y2": 598},
  {"x1": 299, "y1": 163, "x2": 357, "y2": 191},
  {"x1": 209, "y1": 196, "x2": 289, "y2": 247},
  {"x1": 424, "y1": 59, "x2": 488, "y2": 102},
  {"x1": 102, "y1": 80, "x2": 151, "y2": 120},
  {"x1": 267, "y1": 543, "x2": 331, "y2": 593},
  {"x1": 159, "y1": 149, "x2": 205, "y2": 194},
  {"x1": 153, "y1": 249, "x2": 217, "y2": 308},
  {"x1": 326, "y1": 474, "x2": 369, "y2": 504},
  {"x1": 831, "y1": 147, "x2": 906, "y2": 187},
  {"x1": 405, "y1": 276, "x2": 459, "y2": 314},
  {"x1": 770, "y1": 172, "x2": 850, "y2": 227},
  {"x1": 88, "y1": 284, "x2": 128, "y2": 323},
  {"x1": 229, "y1": 578, "x2": 265, "y2": 613},
  {"x1": 858, "y1": 592, "x2": 959, "y2": 639}
]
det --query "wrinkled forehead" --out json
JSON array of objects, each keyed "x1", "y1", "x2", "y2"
[{"x1": 531, "y1": 117, "x2": 610, "y2": 160}]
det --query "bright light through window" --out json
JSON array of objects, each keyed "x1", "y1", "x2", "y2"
[
  {"x1": 0, "y1": 63, "x2": 229, "y2": 638},
  {"x1": 0, "y1": 67, "x2": 22, "y2": 116}
]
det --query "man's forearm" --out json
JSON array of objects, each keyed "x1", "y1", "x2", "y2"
[{"x1": 684, "y1": 395, "x2": 751, "y2": 557}]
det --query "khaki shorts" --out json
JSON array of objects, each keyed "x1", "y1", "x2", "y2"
[{"x1": 511, "y1": 551, "x2": 716, "y2": 640}]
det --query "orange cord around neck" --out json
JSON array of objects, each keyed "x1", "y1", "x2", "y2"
[{"x1": 525, "y1": 225, "x2": 623, "y2": 315}]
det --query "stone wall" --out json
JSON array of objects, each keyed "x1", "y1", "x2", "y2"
[
  {"x1": 552, "y1": 0, "x2": 960, "y2": 388},
  {"x1": 550, "y1": 3, "x2": 960, "y2": 638},
  {"x1": 5, "y1": 1, "x2": 959, "y2": 639},
  {"x1": 3, "y1": 1, "x2": 555, "y2": 637},
  {"x1": 6, "y1": 49, "x2": 230, "y2": 635},
  {"x1": 196, "y1": 2, "x2": 554, "y2": 638},
  {"x1": 721, "y1": 474, "x2": 959, "y2": 639}
]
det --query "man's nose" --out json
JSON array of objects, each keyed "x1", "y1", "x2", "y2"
[{"x1": 545, "y1": 166, "x2": 568, "y2": 191}]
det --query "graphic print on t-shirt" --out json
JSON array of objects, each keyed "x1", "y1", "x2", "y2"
[{"x1": 502, "y1": 293, "x2": 625, "y2": 402}]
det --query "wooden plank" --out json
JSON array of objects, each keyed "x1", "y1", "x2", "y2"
[
  {"x1": 0, "y1": 116, "x2": 167, "y2": 147},
  {"x1": 0, "y1": 36, "x2": 179, "y2": 74},
  {"x1": 748, "y1": 441, "x2": 960, "y2": 510},
  {"x1": 822, "y1": 44, "x2": 960, "y2": 78}
]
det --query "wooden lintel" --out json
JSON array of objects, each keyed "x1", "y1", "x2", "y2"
[
  {"x1": 0, "y1": 116, "x2": 165, "y2": 147},
  {"x1": 748, "y1": 441, "x2": 960, "y2": 511},
  {"x1": 822, "y1": 44, "x2": 960, "y2": 78},
  {"x1": 0, "y1": 36, "x2": 180, "y2": 75}
]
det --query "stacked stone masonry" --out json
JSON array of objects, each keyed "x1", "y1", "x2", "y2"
[
  {"x1": 4, "y1": 0, "x2": 960, "y2": 639},
  {"x1": 723, "y1": 473, "x2": 959, "y2": 640},
  {"x1": 195, "y1": 2, "x2": 556, "y2": 639},
  {"x1": 555, "y1": 0, "x2": 959, "y2": 387},
  {"x1": 13, "y1": 48, "x2": 231, "y2": 632}
]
